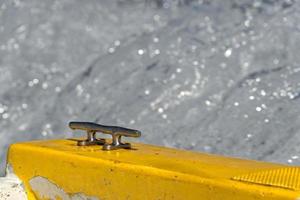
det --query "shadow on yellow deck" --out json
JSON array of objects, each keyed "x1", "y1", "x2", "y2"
[{"x1": 6, "y1": 139, "x2": 300, "y2": 200}]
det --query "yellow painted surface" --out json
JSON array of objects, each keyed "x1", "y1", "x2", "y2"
[{"x1": 6, "y1": 139, "x2": 300, "y2": 200}]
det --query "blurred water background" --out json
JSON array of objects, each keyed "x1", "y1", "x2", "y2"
[{"x1": 0, "y1": 0, "x2": 300, "y2": 175}]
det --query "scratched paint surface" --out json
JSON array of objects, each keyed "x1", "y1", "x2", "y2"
[{"x1": 0, "y1": 0, "x2": 300, "y2": 175}]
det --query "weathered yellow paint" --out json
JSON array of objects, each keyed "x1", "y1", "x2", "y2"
[{"x1": 6, "y1": 139, "x2": 300, "y2": 200}]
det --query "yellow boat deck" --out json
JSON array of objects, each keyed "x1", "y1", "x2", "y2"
[{"x1": 6, "y1": 139, "x2": 300, "y2": 200}]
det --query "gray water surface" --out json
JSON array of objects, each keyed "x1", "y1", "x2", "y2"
[{"x1": 0, "y1": 0, "x2": 300, "y2": 174}]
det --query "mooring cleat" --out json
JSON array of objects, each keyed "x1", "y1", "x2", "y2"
[
  {"x1": 69, "y1": 122, "x2": 106, "y2": 146},
  {"x1": 69, "y1": 121, "x2": 141, "y2": 150}
]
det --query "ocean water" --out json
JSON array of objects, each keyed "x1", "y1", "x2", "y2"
[{"x1": 0, "y1": 0, "x2": 300, "y2": 175}]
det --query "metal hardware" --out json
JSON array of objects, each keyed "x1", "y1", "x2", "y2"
[
  {"x1": 69, "y1": 121, "x2": 141, "y2": 150},
  {"x1": 101, "y1": 125, "x2": 141, "y2": 151},
  {"x1": 69, "y1": 122, "x2": 105, "y2": 146}
]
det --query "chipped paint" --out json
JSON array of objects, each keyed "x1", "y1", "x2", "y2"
[
  {"x1": 29, "y1": 176, "x2": 99, "y2": 200},
  {"x1": 0, "y1": 165, "x2": 27, "y2": 200}
]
